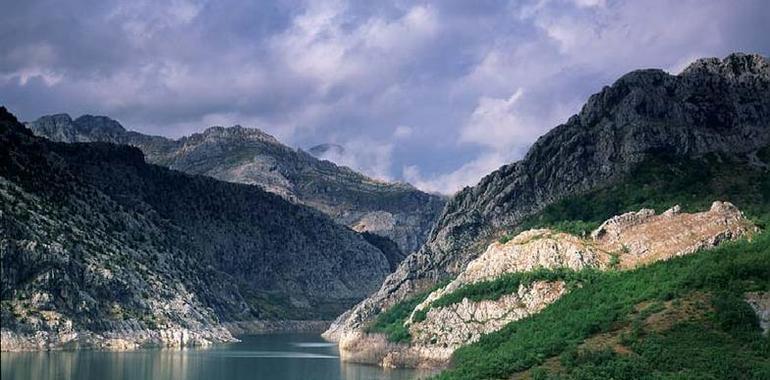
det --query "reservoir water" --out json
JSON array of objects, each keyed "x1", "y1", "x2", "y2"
[{"x1": 0, "y1": 333, "x2": 432, "y2": 380}]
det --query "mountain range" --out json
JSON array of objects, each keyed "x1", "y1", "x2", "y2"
[
  {"x1": 0, "y1": 107, "x2": 409, "y2": 349},
  {"x1": 26, "y1": 116, "x2": 446, "y2": 255},
  {"x1": 2, "y1": 53, "x2": 769, "y2": 378}
]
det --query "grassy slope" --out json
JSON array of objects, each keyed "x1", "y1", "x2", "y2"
[
  {"x1": 436, "y1": 151, "x2": 770, "y2": 379},
  {"x1": 438, "y1": 228, "x2": 770, "y2": 380},
  {"x1": 365, "y1": 151, "x2": 770, "y2": 376},
  {"x1": 366, "y1": 280, "x2": 450, "y2": 342},
  {"x1": 366, "y1": 293, "x2": 430, "y2": 343}
]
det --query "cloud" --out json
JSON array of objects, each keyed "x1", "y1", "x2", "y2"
[
  {"x1": 460, "y1": 89, "x2": 539, "y2": 150},
  {"x1": 403, "y1": 151, "x2": 516, "y2": 194},
  {"x1": 314, "y1": 137, "x2": 394, "y2": 181},
  {"x1": 393, "y1": 125, "x2": 413, "y2": 139},
  {"x1": 1, "y1": 0, "x2": 768, "y2": 194},
  {"x1": 571, "y1": 0, "x2": 606, "y2": 8},
  {"x1": 271, "y1": 2, "x2": 439, "y2": 95},
  {"x1": 109, "y1": 0, "x2": 205, "y2": 44}
]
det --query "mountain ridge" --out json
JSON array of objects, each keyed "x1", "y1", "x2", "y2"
[
  {"x1": 27, "y1": 115, "x2": 446, "y2": 254},
  {"x1": 0, "y1": 107, "x2": 401, "y2": 350},
  {"x1": 325, "y1": 52, "x2": 770, "y2": 339}
]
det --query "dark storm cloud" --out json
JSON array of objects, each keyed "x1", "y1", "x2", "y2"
[{"x1": 2, "y1": 0, "x2": 769, "y2": 193}]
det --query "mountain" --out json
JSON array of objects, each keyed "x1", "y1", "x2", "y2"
[
  {"x1": 325, "y1": 53, "x2": 770, "y2": 339},
  {"x1": 0, "y1": 107, "x2": 398, "y2": 350},
  {"x1": 340, "y1": 202, "x2": 763, "y2": 369},
  {"x1": 27, "y1": 117, "x2": 446, "y2": 254},
  {"x1": 437, "y1": 206, "x2": 769, "y2": 379}
]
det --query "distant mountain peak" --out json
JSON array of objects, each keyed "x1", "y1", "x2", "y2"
[
  {"x1": 72, "y1": 114, "x2": 127, "y2": 134},
  {"x1": 681, "y1": 52, "x2": 769, "y2": 79},
  {"x1": 40, "y1": 113, "x2": 73, "y2": 122},
  {"x1": 196, "y1": 124, "x2": 281, "y2": 145},
  {"x1": 28, "y1": 113, "x2": 446, "y2": 254}
]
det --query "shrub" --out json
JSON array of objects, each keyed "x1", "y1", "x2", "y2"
[
  {"x1": 419, "y1": 268, "x2": 600, "y2": 317},
  {"x1": 367, "y1": 280, "x2": 449, "y2": 343},
  {"x1": 435, "y1": 226, "x2": 770, "y2": 379}
]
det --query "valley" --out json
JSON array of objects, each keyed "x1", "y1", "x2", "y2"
[{"x1": 2, "y1": 52, "x2": 769, "y2": 380}]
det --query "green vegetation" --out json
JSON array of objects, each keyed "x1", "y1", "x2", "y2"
[
  {"x1": 436, "y1": 223, "x2": 770, "y2": 379},
  {"x1": 413, "y1": 268, "x2": 601, "y2": 323},
  {"x1": 513, "y1": 153, "x2": 770, "y2": 236},
  {"x1": 434, "y1": 151, "x2": 770, "y2": 379},
  {"x1": 539, "y1": 291, "x2": 769, "y2": 379},
  {"x1": 367, "y1": 280, "x2": 449, "y2": 342}
]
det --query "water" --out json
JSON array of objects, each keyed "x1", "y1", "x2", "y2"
[{"x1": 0, "y1": 334, "x2": 433, "y2": 380}]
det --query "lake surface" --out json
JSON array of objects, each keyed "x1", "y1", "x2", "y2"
[{"x1": 1, "y1": 333, "x2": 433, "y2": 380}]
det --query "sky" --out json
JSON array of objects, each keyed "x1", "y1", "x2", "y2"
[{"x1": 2, "y1": 0, "x2": 769, "y2": 194}]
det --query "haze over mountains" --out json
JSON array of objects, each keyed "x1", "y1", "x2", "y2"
[{"x1": 27, "y1": 116, "x2": 446, "y2": 254}]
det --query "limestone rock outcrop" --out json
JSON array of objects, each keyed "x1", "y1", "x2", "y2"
[
  {"x1": 336, "y1": 202, "x2": 756, "y2": 368},
  {"x1": 409, "y1": 281, "x2": 567, "y2": 359},
  {"x1": 745, "y1": 291, "x2": 770, "y2": 335}
]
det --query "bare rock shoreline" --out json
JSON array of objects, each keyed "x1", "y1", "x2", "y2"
[{"x1": 1, "y1": 320, "x2": 331, "y2": 352}]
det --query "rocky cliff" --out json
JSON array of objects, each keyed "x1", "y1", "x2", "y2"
[
  {"x1": 337, "y1": 202, "x2": 757, "y2": 368},
  {"x1": 325, "y1": 53, "x2": 770, "y2": 339},
  {"x1": 27, "y1": 117, "x2": 446, "y2": 254},
  {"x1": 0, "y1": 107, "x2": 395, "y2": 351}
]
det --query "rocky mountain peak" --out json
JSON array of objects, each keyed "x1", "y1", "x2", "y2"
[
  {"x1": 72, "y1": 115, "x2": 128, "y2": 135},
  {"x1": 21, "y1": 113, "x2": 75, "y2": 141},
  {"x1": 24, "y1": 113, "x2": 134, "y2": 144},
  {"x1": 193, "y1": 124, "x2": 282, "y2": 145},
  {"x1": 681, "y1": 52, "x2": 769, "y2": 80},
  {"x1": 37, "y1": 112, "x2": 73, "y2": 124}
]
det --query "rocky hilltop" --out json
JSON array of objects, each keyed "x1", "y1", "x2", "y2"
[
  {"x1": 0, "y1": 107, "x2": 396, "y2": 351},
  {"x1": 326, "y1": 53, "x2": 770, "y2": 340},
  {"x1": 334, "y1": 202, "x2": 757, "y2": 368},
  {"x1": 27, "y1": 117, "x2": 446, "y2": 254}
]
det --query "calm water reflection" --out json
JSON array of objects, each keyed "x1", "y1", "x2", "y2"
[{"x1": 1, "y1": 333, "x2": 433, "y2": 380}]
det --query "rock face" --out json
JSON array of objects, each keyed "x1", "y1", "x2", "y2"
[
  {"x1": 745, "y1": 291, "x2": 770, "y2": 335},
  {"x1": 0, "y1": 326, "x2": 234, "y2": 352},
  {"x1": 589, "y1": 201, "x2": 753, "y2": 268},
  {"x1": 0, "y1": 107, "x2": 396, "y2": 351},
  {"x1": 325, "y1": 53, "x2": 770, "y2": 339},
  {"x1": 27, "y1": 117, "x2": 445, "y2": 254},
  {"x1": 409, "y1": 281, "x2": 567, "y2": 355},
  {"x1": 336, "y1": 203, "x2": 756, "y2": 367}
]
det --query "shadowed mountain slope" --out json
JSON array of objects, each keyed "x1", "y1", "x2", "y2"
[
  {"x1": 1, "y1": 107, "x2": 399, "y2": 350},
  {"x1": 28, "y1": 116, "x2": 446, "y2": 255}
]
